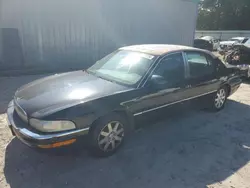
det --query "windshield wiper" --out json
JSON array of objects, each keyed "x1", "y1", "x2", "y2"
[{"x1": 85, "y1": 70, "x2": 117, "y2": 84}]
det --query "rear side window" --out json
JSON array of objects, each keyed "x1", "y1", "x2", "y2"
[{"x1": 185, "y1": 52, "x2": 214, "y2": 78}]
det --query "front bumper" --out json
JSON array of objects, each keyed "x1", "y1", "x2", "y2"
[{"x1": 7, "y1": 104, "x2": 90, "y2": 148}]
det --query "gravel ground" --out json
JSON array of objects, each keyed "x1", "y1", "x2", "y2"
[{"x1": 0, "y1": 75, "x2": 250, "y2": 188}]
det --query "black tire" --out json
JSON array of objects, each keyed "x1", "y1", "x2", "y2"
[
  {"x1": 88, "y1": 113, "x2": 128, "y2": 157},
  {"x1": 210, "y1": 86, "x2": 228, "y2": 112}
]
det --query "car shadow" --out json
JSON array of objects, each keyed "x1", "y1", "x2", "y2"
[
  {"x1": 0, "y1": 74, "x2": 51, "y2": 114},
  {"x1": 4, "y1": 99, "x2": 250, "y2": 188}
]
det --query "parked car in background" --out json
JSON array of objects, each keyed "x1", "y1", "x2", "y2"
[
  {"x1": 194, "y1": 38, "x2": 213, "y2": 51},
  {"x1": 194, "y1": 36, "x2": 220, "y2": 51},
  {"x1": 220, "y1": 37, "x2": 249, "y2": 50},
  {"x1": 7, "y1": 45, "x2": 242, "y2": 157},
  {"x1": 224, "y1": 38, "x2": 250, "y2": 79},
  {"x1": 201, "y1": 36, "x2": 220, "y2": 51}
]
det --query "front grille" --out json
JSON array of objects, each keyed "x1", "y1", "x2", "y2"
[{"x1": 14, "y1": 99, "x2": 28, "y2": 123}]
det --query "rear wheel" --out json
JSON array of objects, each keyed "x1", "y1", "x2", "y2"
[
  {"x1": 210, "y1": 86, "x2": 228, "y2": 111},
  {"x1": 89, "y1": 113, "x2": 127, "y2": 157}
]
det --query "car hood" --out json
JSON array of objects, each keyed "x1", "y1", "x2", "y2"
[
  {"x1": 14, "y1": 71, "x2": 130, "y2": 117},
  {"x1": 220, "y1": 41, "x2": 236, "y2": 46}
]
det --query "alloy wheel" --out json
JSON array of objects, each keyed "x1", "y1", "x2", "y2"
[
  {"x1": 98, "y1": 121, "x2": 124, "y2": 152},
  {"x1": 215, "y1": 88, "x2": 226, "y2": 109}
]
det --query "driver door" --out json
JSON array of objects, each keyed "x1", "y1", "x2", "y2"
[{"x1": 133, "y1": 52, "x2": 189, "y2": 115}]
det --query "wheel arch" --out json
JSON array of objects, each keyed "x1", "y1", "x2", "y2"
[
  {"x1": 89, "y1": 108, "x2": 135, "y2": 134},
  {"x1": 113, "y1": 109, "x2": 135, "y2": 132},
  {"x1": 223, "y1": 83, "x2": 231, "y2": 96}
]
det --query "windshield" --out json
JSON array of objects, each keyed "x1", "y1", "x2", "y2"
[
  {"x1": 244, "y1": 39, "x2": 250, "y2": 48},
  {"x1": 87, "y1": 50, "x2": 155, "y2": 86}
]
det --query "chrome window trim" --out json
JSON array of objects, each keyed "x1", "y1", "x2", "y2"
[
  {"x1": 133, "y1": 90, "x2": 217, "y2": 116},
  {"x1": 140, "y1": 51, "x2": 185, "y2": 88}
]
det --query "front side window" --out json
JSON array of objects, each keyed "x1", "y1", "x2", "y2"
[
  {"x1": 185, "y1": 52, "x2": 214, "y2": 78},
  {"x1": 87, "y1": 50, "x2": 155, "y2": 86},
  {"x1": 151, "y1": 53, "x2": 185, "y2": 86}
]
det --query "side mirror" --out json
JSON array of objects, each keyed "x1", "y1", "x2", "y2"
[{"x1": 149, "y1": 75, "x2": 168, "y2": 86}]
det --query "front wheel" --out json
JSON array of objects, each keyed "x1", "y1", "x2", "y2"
[
  {"x1": 89, "y1": 113, "x2": 127, "y2": 157},
  {"x1": 210, "y1": 87, "x2": 228, "y2": 111}
]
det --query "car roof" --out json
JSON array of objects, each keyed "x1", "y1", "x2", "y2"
[
  {"x1": 231, "y1": 37, "x2": 248, "y2": 40},
  {"x1": 194, "y1": 38, "x2": 210, "y2": 42},
  {"x1": 200, "y1": 36, "x2": 214, "y2": 40},
  {"x1": 120, "y1": 44, "x2": 205, "y2": 56}
]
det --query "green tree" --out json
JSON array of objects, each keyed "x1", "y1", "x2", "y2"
[{"x1": 197, "y1": 0, "x2": 250, "y2": 30}]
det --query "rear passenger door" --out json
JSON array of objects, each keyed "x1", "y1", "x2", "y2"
[{"x1": 184, "y1": 51, "x2": 219, "y2": 97}]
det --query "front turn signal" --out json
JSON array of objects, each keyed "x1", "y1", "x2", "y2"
[{"x1": 38, "y1": 139, "x2": 76, "y2": 149}]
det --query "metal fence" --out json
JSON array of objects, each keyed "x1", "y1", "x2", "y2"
[
  {"x1": 195, "y1": 30, "x2": 250, "y2": 41},
  {"x1": 0, "y1": 0, "x2": 198, "y2": 73}
]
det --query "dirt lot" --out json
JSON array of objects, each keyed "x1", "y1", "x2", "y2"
[{"x1": 0, "y1": 75, "x2": 250, "y2": 188}]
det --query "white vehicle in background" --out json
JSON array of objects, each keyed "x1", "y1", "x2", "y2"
[
  {"x1": 200, "y1": 36, "x2": 220, "y2": 51},
  {"x1": 223, "y1": 38, "x2": 250, "y2": 79},
  {"x1": 220, "y1": 37, "x2": 249, "y2": 50}
]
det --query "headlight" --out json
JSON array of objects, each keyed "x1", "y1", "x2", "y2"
[{"x1": 30, "y1": 119, "x2": 76, "y2": 132}]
